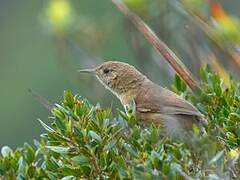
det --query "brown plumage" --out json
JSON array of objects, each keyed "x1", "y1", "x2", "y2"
[{"x1": 79, "y1": 61, "x2": 207, "y2": 137}]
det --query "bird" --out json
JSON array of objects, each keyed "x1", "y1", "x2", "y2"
[{"x1": 79, "y1": 61, "x2": 207, "y2": 137}]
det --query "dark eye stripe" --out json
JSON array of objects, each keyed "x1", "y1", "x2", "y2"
[{"x1": 103, "y1": 69, "x2": 110, "y2": 74}]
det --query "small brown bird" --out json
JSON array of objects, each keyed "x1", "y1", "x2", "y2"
[{"x1": 79, "y1": 61, "x2": 207, "y2": 137}]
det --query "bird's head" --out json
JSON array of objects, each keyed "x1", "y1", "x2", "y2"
[{"x1": 79, "y1": 61, "x2": 146, "y2": 95}]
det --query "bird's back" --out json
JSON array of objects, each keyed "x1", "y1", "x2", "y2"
[{"x1": 135, "y1": 79, "x2": 207, "y2": 136}]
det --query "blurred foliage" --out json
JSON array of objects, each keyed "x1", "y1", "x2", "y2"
[
  {"x1": 123, "y1": 0, "x2": 148, "y2": 15},
  {"x1": 1, "y1": 68, "x2": 239, "y2": 179},
  {"x1": 180, "y1": 0, "x2": 240, "y2": 71},
  {"x1": 45, "y1": 0, "x2": 75, "y2": 33},
  {"x1": 209, "y1": 0, "x2": 240, "y2": 46}
]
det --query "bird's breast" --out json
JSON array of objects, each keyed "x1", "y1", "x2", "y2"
[{"x1": 118, "y1": 90, "x2": 138, "y2": 106}]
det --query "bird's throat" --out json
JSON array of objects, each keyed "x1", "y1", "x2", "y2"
[{"x1": 118, "y1": 89, "x2": 139, "y2": 107}]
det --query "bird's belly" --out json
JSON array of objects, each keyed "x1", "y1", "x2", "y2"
[
  {"x1": 136, "y1": 111, "x2": 163, "y2": 125},
  {"x1": 136, "y1": 111, "x2": 187, "y2": 136}
]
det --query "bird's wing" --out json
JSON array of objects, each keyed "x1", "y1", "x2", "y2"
[{"x1": 136, "y1": 83, "x2": 203, "y2": 117}]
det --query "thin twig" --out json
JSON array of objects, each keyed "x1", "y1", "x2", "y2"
[
  {"x1": 111, "y1": 0, "x2": 201, "y2": 92},
  {"x1": 28, "y1": 89, "x2": 54, "y2": 111}
]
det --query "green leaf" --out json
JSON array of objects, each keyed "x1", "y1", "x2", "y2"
[
  {"x1": 26, "y1": 165, "x2": 36, "y2": 178},
  {"x1": 48, "y1": 132, "x2": 71, "y2": 143},
  {"x1": 88, "y1": 120, "x2": 101, "y2": 134},
  {"x1": 55, "y1": 117, "x2": 66, "y2": 132},
  {"x1": 61, "y1": 176, "x2": 76, "y2": 180},
  {"x1": 17, "y1": 156, "x2": 25, "y2": 174},
  {"x1": 46, "y1": 146, "x2": 70, "y2": 154},
  {"x1": 52, "y1": 107, "x2": 66, "y2": 120},
  {"x1": 55, "y1": 104, "x2": 70, "y2": 116},
  {"x1": 88, "y1": 131, "x2": 102, "y2": 143},
  {"x1": 73, "y1": 127, "x2": 84, "y2": 139},
  {"x1": 45, "y1": 157, "x2": 60, "y2": 171},
  {"x1": 127, "y1": 114, "x2": 137, "y2": 127},
  {"x1": 104, "y1": 140, "x2": 117, "y2": 151},
  {"x1": 229, "y1": 113, "x2": 240, "y2": 121},
  {"x1": 118, "y1": 109, "x2": 128, "y2": 121},
  {"x1": 24, "y1": 143, "x2": 35, "y2": 164},
  {"x1": 150, "y1": 151, "x2": 161, "y2": 169},
  {"x1": 149, "y1": 125, "x2": 159, "y2": 144},
  {"x1": 124, "y1": 143, "x2": 137, "y2": 157},
  {"x1": 33, "y1": 139, "x2": 41, "y2": 149},
  {"x1": 112, "y1": 156, "x2": 127, "y2": 169},
  {"x1": 199, "y1": 67, "x2": 207, "y2": 82},
  {"x1": 47, "y1": 171, "x2": 58, "y2": 180},
  {"x1": 59, "y1": 167, "x2": 80, "y2": 176},
  {"x1": 17, "y1": 173, "x2": 26, "y2": 180},
  {"x1": 116, "y1": 166, "x2": 128, "y2": 178},
  {"x1": 175, "y1": 74, "x2": 182, "y2": 92},
  {"x1": 71, "y1": 155, "x2": 89, "y2": 166},
  {"x1": 64, "y1": 90, "x2": 75, "y2": 109},
  {"x1": 38, "y1": 119, "x2": 55, "y2": 132},
  {"x1": 212, "y1": 74, "x2": 222, "y2": 96}
]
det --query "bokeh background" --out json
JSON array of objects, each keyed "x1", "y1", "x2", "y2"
[{"x1": 0, "y1": 0, "x2": 239, "y2": 148}]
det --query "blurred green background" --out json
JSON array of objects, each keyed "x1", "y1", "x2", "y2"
[{"x1": 0, "y1": 0, "x2": 239, "y2": 148}]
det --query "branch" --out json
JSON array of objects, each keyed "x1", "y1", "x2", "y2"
[
  {"x1": 28, "y1": 89, "x2": 54, "y2": 111},
  {"x1": 111, "y1": 0, "x2": 201, "y2": 92}
]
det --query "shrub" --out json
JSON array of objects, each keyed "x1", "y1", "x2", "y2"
[{"x1": 0, "y1": 67, "x2": 239, "y2": 179}]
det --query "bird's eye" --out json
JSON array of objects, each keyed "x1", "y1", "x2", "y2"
[{"x1": 103, "y1": 69, "x2": 110, "y2": 74}]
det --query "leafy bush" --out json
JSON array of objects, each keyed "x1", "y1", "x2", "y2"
[{"x1": 0, "y1": 67, "x2": 239, "y2": 179}]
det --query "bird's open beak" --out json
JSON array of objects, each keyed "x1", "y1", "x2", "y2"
[{"x1": 78, "y1": 68, "x2": 96, "y2": 74}]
